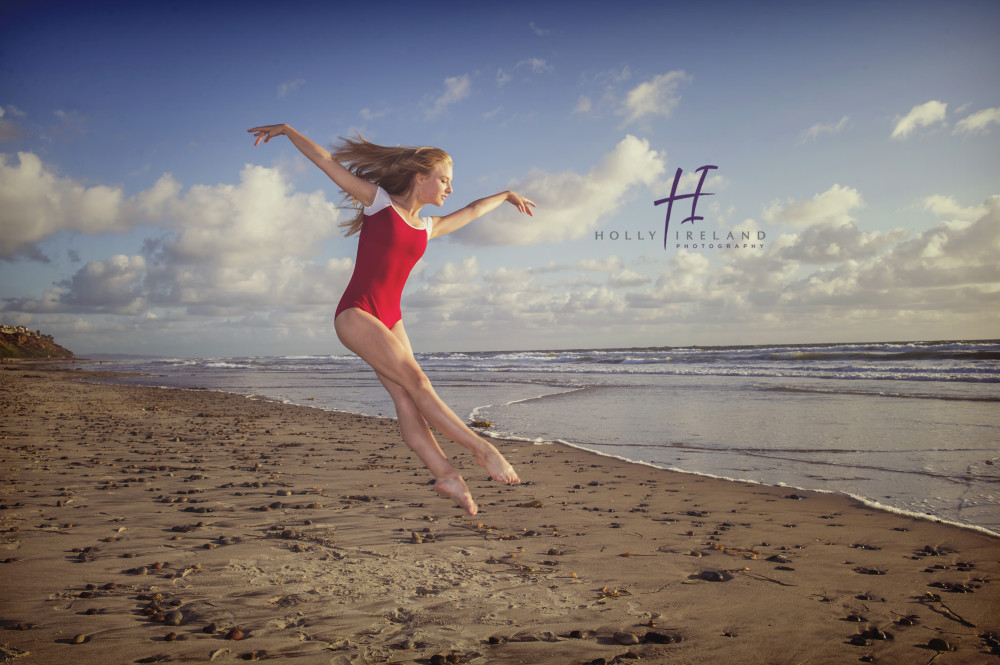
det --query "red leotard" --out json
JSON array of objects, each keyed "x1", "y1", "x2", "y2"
[{"x1": 335, "y1": 186, "x2": 433, "y2": 329}]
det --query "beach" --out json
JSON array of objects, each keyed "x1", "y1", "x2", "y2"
[{"x1": 1, "y1": 366, "x2": 998, "y2": 664}]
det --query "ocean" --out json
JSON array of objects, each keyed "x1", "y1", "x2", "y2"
[{"x1": 82, "y1": 340, "x2": 1000, "y2": 535}]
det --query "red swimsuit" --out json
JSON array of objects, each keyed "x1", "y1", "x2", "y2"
[{"x1": 335, "y1": 187, "x2": 433, "y2": 329}]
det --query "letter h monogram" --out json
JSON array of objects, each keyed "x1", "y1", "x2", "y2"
[{"x1": 654, "y1": 165, "x2": 717, "y2": 248}]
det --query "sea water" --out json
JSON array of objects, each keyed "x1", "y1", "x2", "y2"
[{"x1": 83, "y1": 340, "x2": 1000, "y2": 534}]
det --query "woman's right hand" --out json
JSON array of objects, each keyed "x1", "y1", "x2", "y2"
[{"x1": 247, "y1": 124, "x2": 288, "y2": 146}]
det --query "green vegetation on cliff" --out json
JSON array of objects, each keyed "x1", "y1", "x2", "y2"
[{"x1": 0, "y1": 325, "x2": 74, "y2": 359}]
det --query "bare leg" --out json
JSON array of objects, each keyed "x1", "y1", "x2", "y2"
[
  {"x1": 375, "y1": 370, "x2": 478, "y2": 515},
  {"x1": 335, "y1": 309, "x2": 519, "y2": 501}
]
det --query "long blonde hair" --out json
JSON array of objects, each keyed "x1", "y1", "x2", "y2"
[{"x1": 331, "y1": 136, "x2": 452, "y2": 236}]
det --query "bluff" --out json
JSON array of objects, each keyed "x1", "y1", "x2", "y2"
[{"x1": 0, "y1": 326, "x2": 74, "y2": 359}]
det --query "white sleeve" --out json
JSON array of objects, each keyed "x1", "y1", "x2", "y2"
[{"x1": 363, "y1": 186, "x2": 392, "y2": 215}]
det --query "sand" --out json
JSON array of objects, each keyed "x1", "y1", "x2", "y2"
[{"x1": 0, "y1": 365, "x2": 997, "y2": 665}]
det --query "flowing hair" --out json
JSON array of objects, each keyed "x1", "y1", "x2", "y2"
[{"x1": 331, "y1": 136, "x2": 452, "y2": 236}]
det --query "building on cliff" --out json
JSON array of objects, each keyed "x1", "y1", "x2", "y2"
[{"x1": 0, "y1": 324, "x2": 72, "y2": 359}]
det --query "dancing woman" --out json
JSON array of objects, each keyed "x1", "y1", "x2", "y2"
[{"x1": 248, "y1": 124, "x2": 535, "y2": 515}]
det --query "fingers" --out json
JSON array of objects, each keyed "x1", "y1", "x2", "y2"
[
  {"x1": 247, "y1": 126, "x2": 279, "y2": 147},
  {"x1": 248, "y1": 128, "x2": 270, "y2": 147},
  {"x1": 511, "y1": 194, "x2": 536, "y2": 216}
]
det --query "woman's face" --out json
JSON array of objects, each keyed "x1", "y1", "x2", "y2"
[{"x1": 418, "y1": 162, "x2": 453, "y2": 207}]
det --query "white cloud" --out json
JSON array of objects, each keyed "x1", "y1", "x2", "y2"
[
  {"x1": 529, "y1": 22, "x2": 550, "y2": 36},
  {"x1": 890, "y1": 100, "x2": 947, "y2": 139},
  {"x1": 562, "y1": 286, "x2": 623, "y2": 314},
  {"x1": 277, "y1": 77, "x2": 305, "y2": 99},
  {"x1": 954, "y1": 106, "x2": 1000, "y2": 135},
  {"x1": 775, "y1": 219, "x2": 904, "y2": 264},
  {"x1": 521, "y1": 58, "x2": 552, "y2": 74},
  {"x1": 922, "y1": 194, "x2": 987, "y2": 221},
  {"x1": 800, "y1": 115, "x2": 849, "y2": 142},
  {"x1": 592, "y1": 196, "x2": 999, "y2": 343},
  {"x1": 426, "y1": 75, "x2": 471, "y2": 118},
  {"x1": 497, "y1": 58, "x2": 553, "y2": 87},
  {"x1": 61, "y1": 254, "x2": 148, "y2": 313},
  {"x1": 3, "y1": 162, "x2": 347, "y2": 316},
  {"x1": 155, "y1": 163, "x2": 341, "y2": 268},
  {"x1": 609, "y1": 268, "x2": 650, "y2": 287},
  {"x1": 758, "y1": 184, "x2": 910, "y2": 265},
  {"x1": 406, "y1": 257, "x2": 484, "y2": 314},
  {"x1": 620, "y1": 71, "x2": 691, "y2": 126},
  {"x1": 782, "y1": 197, "x2": 999, "y2": 305},
  {"x1": 8, "y1": 150, "x2": 996, "y2": 354},
  {"x1": 0, "y1": 106, "x2": 19, "y2": 142},
  {"x1": 427, "y1": 256, "x2": 480, "y2": 285},
  {"x1": 484, "y1": 266, "x2": 535, "y2": 285},
  {"x1": 453, "y1": 135, "x2": 665, "y2": 245},
  {"x1": 762, "y1": 184, "x2": 864, "y2": 228},
  {"x1": 573, "y1": 256, "x2": 626, "y2": 273},
  {"x1": 0, "y1": 152, "x2": 129, "y2": 260},
  {"x1": 573, "y1": 67, "x2": 637, "y2": 119},
  {"x1": 360, "y1": 107, "x2": 390, "y2": 121}
]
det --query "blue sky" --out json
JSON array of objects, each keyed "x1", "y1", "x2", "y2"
[{"x1": 1, "y1": 0, "x2": 998, "y2": 356}]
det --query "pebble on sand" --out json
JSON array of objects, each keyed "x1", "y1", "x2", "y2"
[
  {"x1": 928, "y1": 637, "x2": 952, "y2": 651},
  {"x1": 613, "y1": 631, "x2": 639, "y2": 645}
]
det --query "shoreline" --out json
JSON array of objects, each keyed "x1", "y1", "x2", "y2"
[
  {"x1": 81, "y1": 365, "x2": 1000, "y2": 538},
  {"x1": 2, "y1": 368, "x2": 998, "y2": 664},
  {"x1": 528, "y1": 437, "x2": 1000, "y2": 540}
]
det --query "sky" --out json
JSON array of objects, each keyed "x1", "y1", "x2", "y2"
[{"x1": 1, "y1": 0, "x2": 998, "y2": 357}]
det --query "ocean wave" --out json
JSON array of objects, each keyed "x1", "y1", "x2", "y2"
[
  {"x1": 408, "y1": 340, "x2": 1000, "y2": 384},
  {"x1": 753, "y1": 383, "x2": 1000, "y2": 402}
]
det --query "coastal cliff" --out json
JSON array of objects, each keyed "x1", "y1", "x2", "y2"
[{"x1": 0, "y1": 325, "x2": 74, "y2": 359}]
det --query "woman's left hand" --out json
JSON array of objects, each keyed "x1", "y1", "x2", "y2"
[{"x1": 506, "y1": 191, "x2": 536, "y2": 216}]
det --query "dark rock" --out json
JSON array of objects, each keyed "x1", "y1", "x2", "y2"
[
  {"x1": 698, "y1": 570, "x2": 730, "y2": 582},
  {"x1": 928, "y1": 637, "x2": 951, "y2": 651}
]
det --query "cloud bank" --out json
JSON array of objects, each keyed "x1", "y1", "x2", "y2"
[{"x1": 454, "y1": 135, "x2": 665, "y2": 246}]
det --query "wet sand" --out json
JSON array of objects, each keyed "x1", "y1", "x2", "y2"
[{"x1": 1, "y1": 366, "x2": 998, "y2": 664}]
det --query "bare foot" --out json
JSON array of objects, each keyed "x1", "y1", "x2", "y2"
[
  {"x1": 434, "y1": 474, "x2": 478, "y2": 516},
  {"x1": 475, "y1": 444, "x2": 520, "y2": 484}
]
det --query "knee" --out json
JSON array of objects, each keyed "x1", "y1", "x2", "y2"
[{"x1": 399, "y1": 364, "x2": 433, "y2": 396}]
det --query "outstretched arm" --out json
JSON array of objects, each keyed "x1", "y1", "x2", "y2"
[
  {"x1": 247, "y1": 124, "x2": 377, "y2": 206},
  {"x1": 431, "y1": 190, "x2": 535, "y2": 239}
]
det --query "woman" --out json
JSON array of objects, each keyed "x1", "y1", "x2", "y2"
[{"x1": 248, "y1": 124, "x2": 535, "y2": 516}]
